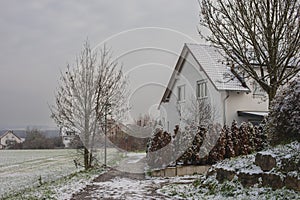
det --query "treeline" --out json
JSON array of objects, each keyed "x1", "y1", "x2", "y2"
[{"x1": 10, "y1": 129, "x2": 64, "y2": 149}]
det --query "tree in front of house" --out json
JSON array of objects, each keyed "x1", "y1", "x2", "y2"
[
  {"x1": 199, "y1": 0, "x2": 300, "y2": 105},
  {"x1": 50, "y1": 41, "x2": 128, "y2": 170}
]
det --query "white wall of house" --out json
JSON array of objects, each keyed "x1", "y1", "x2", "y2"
[
  {"x1": 160, "y1": 52, "x2": 224, "y2": 132},
  {"x1": 225, "y1": 81, "x2": 268, "y2": 125},
  {"x1": 160, "y1": 50, "x2": 269, "y2": 132}
]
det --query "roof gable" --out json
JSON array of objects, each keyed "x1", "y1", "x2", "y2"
[
  {"x1": 160, "y1": 44, "x2": 250, "y2": 104},
  {"x1": 0, "y1": 131, "x2": 22, "y2": 141}
]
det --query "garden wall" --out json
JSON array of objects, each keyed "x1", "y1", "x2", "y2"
[{"x1": 151, "y1": 165, "x2": 211, "y2": 177}]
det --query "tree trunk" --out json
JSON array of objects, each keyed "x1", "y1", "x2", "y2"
[
  {"x1": 84, "y1": 147, "x2": 90, "y2": 170},
  {"x1": 89, "y1": 150, "x2": 93, "y2": 169},
  {"x1": 268, "y1": 85, "x2": 278, "y2": 108}
]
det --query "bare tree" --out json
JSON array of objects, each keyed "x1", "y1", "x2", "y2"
[
  {"x1": 199, "y1": 0, "x2": 300, "y2": 104},
  {"x1": 50, "y1": 41, "x2": 128, "y2": 169},
  {"x1": 177, "y1": 97, "x2": 218, "y2": 128}
]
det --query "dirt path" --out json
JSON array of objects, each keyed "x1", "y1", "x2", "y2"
[{"x1": 70, "y1": 153, "x2": 177, "y2": 200}]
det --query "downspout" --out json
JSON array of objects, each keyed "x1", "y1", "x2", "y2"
[{"x1": 223, "y1": 91, "x2": 230, "y2": 125}]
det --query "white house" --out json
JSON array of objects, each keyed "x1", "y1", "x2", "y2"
[
  {"x1": 0, "y1": 130, "x2": 24, "y2": 149},
  {"x1": 61, "y1": 128, "x2": 76, "y2": 148},
  {"x1": 159, "y1": 44, "x2": 269, "y2": 132}
]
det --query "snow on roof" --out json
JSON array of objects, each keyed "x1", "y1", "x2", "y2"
[
  {"x1": 160, "y1": 44, "x2": 250, "y2": 105},
  {"x1": 186, "y1": 44, "x2": 250, "y2": 92}
]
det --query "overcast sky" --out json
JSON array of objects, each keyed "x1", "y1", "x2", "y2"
[{"x1": 0, "y1": 0, "x2": 204, "y2": 129}]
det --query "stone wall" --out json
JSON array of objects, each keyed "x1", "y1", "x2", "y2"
[
  {"x1": 212, "y1": 151, "x2": 300, "y2": 191},
  {"x1": 151, "y1": 165, "x2": 211, "y2": 177}
]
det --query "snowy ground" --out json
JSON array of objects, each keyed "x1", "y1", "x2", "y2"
[
  {"x1": 73, "y1": 171, "x2": 199, "y2": 200},
  {"x1": 0, "y1": 148, "x2": 125, "y2": 199},
  {"x1": 71, "y1": 153, "x2": 199, "y2": 200},
  {"x1": 3, "y1": 145, "x2": 299, "y2": 200},
  {"x1": 159, "y1": 142, "x2": 300, "y2": 200},
  {"x1": 0, "y1": 149, "x2": 80, "y2": 198}
]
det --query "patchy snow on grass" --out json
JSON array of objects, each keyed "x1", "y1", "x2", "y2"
[
  {"x1": 0, "y1": 148, "x2": 125, "y2": 199},
  {"x1": 261, "y1": 141, "x2": 300, "y2": 159},
  {"x1": 213, "y1": 154, "x2": 255, "y2": 172},
  {"x1": 159, "y1": 141, "x2": 300, "y2": 199},
  {"x1": 0, "y1": 149, "x2": 81, "y2": 199},
  {"x1": 159, "y1": 174, "x2": 299, "y2": 200},
  {"x1": 4, "y1": 168, "x2": 106, "y2": 200}
]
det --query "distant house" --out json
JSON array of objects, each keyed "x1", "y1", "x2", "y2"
[
  {"x1": 0, "y1": 130, "x2": 24, "y2": 149},
  {"x1": 159, "y1": 44, "x2": 269, "y2": 132},
  {"x1": 61, "y1": 128, "x2": 76, "y2": 148}
]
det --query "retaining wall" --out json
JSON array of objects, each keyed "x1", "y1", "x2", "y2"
[{"x1": 151, "y1": 165, "x2": 211, "y2": 177}]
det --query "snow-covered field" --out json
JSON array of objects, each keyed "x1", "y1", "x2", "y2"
[{"x1": 0, "y1": 148, "x2": 124, "y2": 199}]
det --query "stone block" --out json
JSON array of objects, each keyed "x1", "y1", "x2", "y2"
[
  {"x1": 216, "y1": 168, "x2": 236, "y2": 183},
  {"x1": 238, "y1": 172, "x2": 261, "y2": 187},
  {"x1": 285, "y1": 174, "x2": 300, "y2": 191},
  {"x1": 185, "y1": 166, "x2": 196, "y2": 175},
  {"x1": 262, "y1": 173, "x2": 284, "y2": 189},
  {"x1": 176, "y1": 166, "x2": 187, "y2": 176},
  {"x1": 255, "y1": 152, "x2": 276, "y2": 171},
  {"x1": 164, "y1": 167, "x2": 176, "y2": 177},
  {"x1": 151, "y1": 170, "x2": 161, "y2": 177}
]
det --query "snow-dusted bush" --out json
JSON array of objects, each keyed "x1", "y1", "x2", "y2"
[
  {"x1": 267, "y1": 75, "x2": 300, "y2": 144},
  {"x1": 147, "y1": 122, "x2": 267, "y2": 167},
  {"x1": 146, "y1": 127, "x2": 173, "y2": 168},
  {"x1": 207, "y1": 121, "x2": 267, "y2": 164}
]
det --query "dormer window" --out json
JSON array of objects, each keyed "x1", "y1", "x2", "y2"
[{"x1": 197, "y1": 80, "x2": 208, "y2": 99}]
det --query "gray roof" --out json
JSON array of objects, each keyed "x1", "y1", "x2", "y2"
[
  {"x1": 160, "y1": 43, "x2": 250, "y2": 105},
  {"x1": 186, "y1": 43, "x2": 249, "y2": 92}
]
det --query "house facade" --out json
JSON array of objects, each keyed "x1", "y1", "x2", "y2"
[
  {"x1": 159, "y1": 44, "x2": 268, "y2": 132},
  {"x1": 0, "y1": 130, "x2": 23, "y2": 149}
]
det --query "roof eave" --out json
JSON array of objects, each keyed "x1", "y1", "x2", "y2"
[
  {"x1": 217, "y1": 88, "x2": 251, "y2": 92},
  {"x1": 159, "y1": 44, "x2": 189, "y2": 107}
]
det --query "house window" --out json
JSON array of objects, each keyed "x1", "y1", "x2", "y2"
[
  {"x1": 197, "y1": 80, "x2": 208, "y2": 99},
  {"x1": 177, "y1": 85, "x2": 185, "y2": 102}
]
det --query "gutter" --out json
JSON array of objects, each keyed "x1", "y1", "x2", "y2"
[{"x1": 223, "y1": 91, "x2": 230, "y2": 125}]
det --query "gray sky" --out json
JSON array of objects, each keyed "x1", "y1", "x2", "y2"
[{"x1": 0, "y1": 0, "x2": 203, "y2": 129}]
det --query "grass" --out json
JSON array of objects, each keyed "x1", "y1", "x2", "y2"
[
  {"x1": 2, "y1": 167, "x2": 105, "y2": 200},
  {"x1": 0, "y1": 148, "x2": 126, "y2": 199}
]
